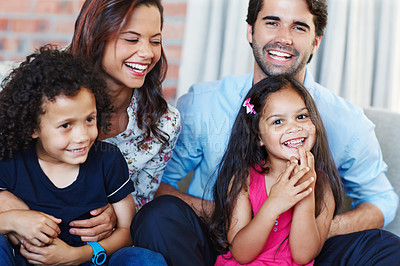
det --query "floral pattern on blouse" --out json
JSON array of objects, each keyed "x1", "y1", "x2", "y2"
[{"x1": 103, "y1": 90, "x2": 181, "y2": 210}]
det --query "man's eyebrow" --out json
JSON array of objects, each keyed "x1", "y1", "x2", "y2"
[
  {"x1": 294, "y1": 21, "x2": 311, "y2": 30},
  {"x1": 262, "y1": 15, "x2": 280, "y2": 21}
]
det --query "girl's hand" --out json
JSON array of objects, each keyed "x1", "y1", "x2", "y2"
[
  {"x1": 292, "y1": 146, "x2": 316, "y2": 189},
  {"x1": 9, "y1": 210, "x2": 61, "y2": 247},
  {"x1": 267, "y1": 161, "x2": 314, "y2": 217},
  {"x1": 20, "y1": 237, "x2": 78, "y2": 265},
  {"x1": 69, "y1": 203, "x2": 116, "y2": 242}
]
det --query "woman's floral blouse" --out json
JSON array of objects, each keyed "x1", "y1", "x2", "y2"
[{"x1": 103, "y1": 90, "x2": 181, "y2": 210}]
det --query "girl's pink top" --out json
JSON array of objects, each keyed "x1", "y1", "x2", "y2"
[{"x1": 215, "y1": 166, "x2": 314, "y2": 265}]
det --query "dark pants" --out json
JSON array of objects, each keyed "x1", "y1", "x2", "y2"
[
  {"x1": 315, "y1": 228, "x2": 400, "y2": 265},
  {"x1": 1, "y1": 234, "x2": 166, "y2": 266},
  {"x1": 132, "y1": 195, "x2": 400, "y2": 266},
  {"x1": 131, "y1": 195, "x2": 217, "y2": 266}
]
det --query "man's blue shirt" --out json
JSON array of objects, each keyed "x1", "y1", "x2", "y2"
[{"x1": 162, "y1": 69, "x2": 399, "y2": 226}]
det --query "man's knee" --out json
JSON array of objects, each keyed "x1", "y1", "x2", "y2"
[{"x1": 131, "y1": 195, "x2": 194, "y2": 238}]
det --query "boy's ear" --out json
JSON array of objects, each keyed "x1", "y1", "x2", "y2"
[{"x1": 32, "y1": 130, "x2": 39, "y2": 139}]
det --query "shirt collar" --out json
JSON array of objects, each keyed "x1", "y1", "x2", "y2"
[
  {"x1": 240, "y1": 71, "x2": 254, "y2": 99},
  {"x1": 246, "y1": 67, "x2": 316, "y2": 97},
  {"x1": 303, "y1": 67, "x2": 316, "y2": 94}
]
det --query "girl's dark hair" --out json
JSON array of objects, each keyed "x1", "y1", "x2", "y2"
[
  {"x1": 246, "y1": 0, "x2": 328, "y2": 37},
  {"x1": 208, "y1": 75, "x2": 343, "y2": 253},
  {"x1": 67, "y1": 0, "x2": 169, "y2": 147},
  {"x1": 0, "y1": 45, "x2": 112, "y2": 160}
]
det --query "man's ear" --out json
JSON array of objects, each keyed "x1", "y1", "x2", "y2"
[
  {"x1": 312, "y1": 36, "x2": 322, "y2": 54},
  {"x1": 247, "y1": 24, "x2": 253, "y2": 46}
]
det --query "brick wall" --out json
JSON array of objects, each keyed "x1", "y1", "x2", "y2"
[{"x1": 0, "y1": 0, "x2": 187, "y2": 103}]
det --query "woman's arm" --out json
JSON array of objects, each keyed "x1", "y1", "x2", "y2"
[
  {"x1": 20, "y1": 194, "x2": 136, "y2": 265},
  {"x1": 0, "y1": 191, "x2": 61, "y2": 246},
  {"x1": 289, "y1": 148, "x2": 335, "y2": 265},
  {"x1": 69, "y1": 203, "x2": 117, "y2": 242},
  {"x1": 229, "y1": 163, "x2": 313, "y2": 264},
  {"x1": 0, "y1": 209, "x2": 61, "y2": 246},
  {"x1": 0, "y1": 190, "x2": 29, "y2": 212}
]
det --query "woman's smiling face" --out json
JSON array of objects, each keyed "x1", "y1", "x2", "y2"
[{"x1": 101, "y1": 4, "x2": 162, "y2": 89}]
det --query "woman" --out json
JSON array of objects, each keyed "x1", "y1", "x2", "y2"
[{"x1": 68, "y1": 0, "x2": 181, "y2": 210}]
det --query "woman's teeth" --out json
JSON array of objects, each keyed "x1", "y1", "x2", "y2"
[{"x1": 125, "y1": 63, "x2": 147, "y2": 72}]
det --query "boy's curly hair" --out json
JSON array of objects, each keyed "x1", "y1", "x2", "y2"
[{"x1": 0, "y1": 45, "x2": 113, "y2": 160}]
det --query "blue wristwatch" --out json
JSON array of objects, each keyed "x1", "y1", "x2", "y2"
[{"x1": 87, "y1": 242, "x2": 107, "y2": 265}]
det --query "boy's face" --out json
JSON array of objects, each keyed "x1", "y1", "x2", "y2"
[
  {"x1": 258, "y1": 87, "x2": 316, "y2": 165},
  {"x1": 32, "y1": 87, "x2": 98, "y2": 166}
]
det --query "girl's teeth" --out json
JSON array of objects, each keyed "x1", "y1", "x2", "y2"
[{"x1": 284, "y1": 138, "x2": 305, "y2": 147}]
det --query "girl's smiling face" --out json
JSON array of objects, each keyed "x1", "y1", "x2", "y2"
[
  {"x1": 258, "y1": 86, "x2": 316, "y2": 164},
  {"x1": 101, "y1": 4, "x2": 162, "y2": 90}
]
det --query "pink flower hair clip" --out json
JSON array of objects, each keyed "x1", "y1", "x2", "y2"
[{"x1": 243, "y1": 98, "x2": 256, "y2": 114}]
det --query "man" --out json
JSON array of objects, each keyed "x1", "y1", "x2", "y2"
[{"x1": 132, "y1": 0, "x2": 400, "y2": 265}]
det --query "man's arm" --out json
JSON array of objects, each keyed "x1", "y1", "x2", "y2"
[
  {"x1": 324, "y1": 105, "x2": 397, "y2": 236},
  {"x1": 159, "y1": 90, "x2": 214, "y2": 216},
  {"x1": 155, "y1": 182, "x2": 213, "y2": 217},
  {"x1": 328, "y1": 202, "x2": 384, "y2": 238}
]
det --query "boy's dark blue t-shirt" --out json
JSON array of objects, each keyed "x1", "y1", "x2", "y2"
[{"x1": 0, "y1": 141, "x2": 134, "y2": 246}]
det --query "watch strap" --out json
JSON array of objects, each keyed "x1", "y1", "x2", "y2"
[{"x1": 87, "y1": 241, "x2": 107, "y2": 265}]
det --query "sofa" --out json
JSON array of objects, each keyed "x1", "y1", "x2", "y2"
[{"x1": 363, "y1": 107, "x2": 400, "y2": 236}]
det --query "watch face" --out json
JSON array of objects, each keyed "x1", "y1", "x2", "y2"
[{"x1": 95, "y1": 251, "x2": 107, "y2": 265}]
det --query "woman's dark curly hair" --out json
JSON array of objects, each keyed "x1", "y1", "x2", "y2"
[
  {"x1": 0, "y1": 45, "x2": 113, "y2": 160},
  {"x1": 67, "y1": 0, "x2": 170, "y2": 148}
]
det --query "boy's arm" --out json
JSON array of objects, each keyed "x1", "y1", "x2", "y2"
[{"x1": 97, "y1": 194, "x2": 135, "y2": 253}]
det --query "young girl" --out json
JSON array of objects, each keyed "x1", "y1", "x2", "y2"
[
  {"x1": 0, "y1": 46, "x2": 166, "y2": 265},
  {"x1": 209, "y1": 75, "x2": 344, "y2": 265}
]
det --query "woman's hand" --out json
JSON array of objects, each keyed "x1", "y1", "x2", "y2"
[
  {"x1": 7, "y1": 210, "x2": 61, "y2": 247},
  {"x1": 69, "y1": 203, "x2": 117, "y2": 242}
]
